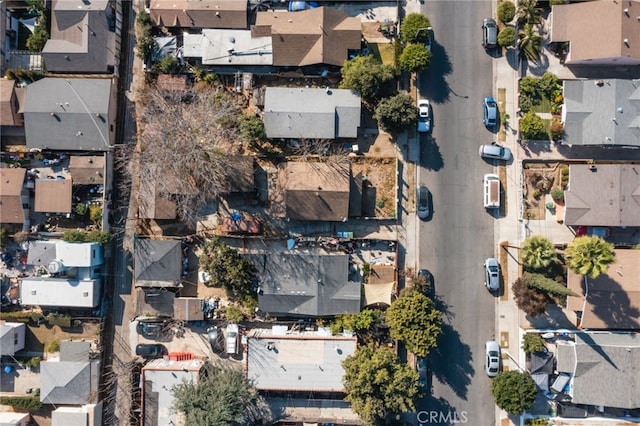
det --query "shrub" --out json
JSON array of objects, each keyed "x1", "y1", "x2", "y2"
[
  {"x1": 522, "y1": 333, "x2": 545, "y2": 353},
  {"x1": 136, "y1": 10, "x2": 152, "y2": 26},
  {"x1": 374, "y1": 93, "x2": 418, "y2": 133},
  {"x1": 498, "y1": 1, "x2": 516, "y2": 23},
  {"x1": 75, "y1": 203, "x2": 88, "y2": 216},
  {"x1": 0, "y1": 227, "x2": 8, "y2": 248},
  {"x1": 398, "y1": 43, "x2": 432, "y2": 73},
  {"x1": 526, "y1": 419, "x2": 551, "y2": 426},
  {"x1": 0, "y1": 396, "x2": 42, "y2": 411},
  {"x1": 512, "y1": 278, "x2": 549, "y2": 317},
  {"x1": 47, "y1": 312, "x2": 72, "y2": 328},
  {"x1": 549, "y1": 119, "x2": 564, "y2": 141},
  {"x1": 5, "y1": 69, "x2": 17, "y2": 80},
  {"x1": 89, "y1": 204, "x2": 103, "y2": 224},
  {"x1": 519, "y1": 111, "x2": 547, "y2": 140},
  {"x1": 550, "y1": 187, "x2": 564, "y2": 201},
  {"x1": 46, "y1": 339, "x2": 61, "y2": 353},
  {"x1": 226, "y1": 306, "x2": 245, "y2": 323},
  {"x1": 202, "y1": 72, "x2": 218, "y2": 85},
  {"x1": 239, "y1": 114, "x2": 266, "y2": 144},
  {"x1": 152, "y1": 55, "x2": 181, "y2": 74},
  {"x1": 26, "y1": 16, "x2": 49, "y2": 52},
  {"x1": 400, "y1": 13, "x2": 432, "y2": 44},
  {"x1": 63, "y1": 230, "x2": 87, "y2": 243},
  {"x1": 497, "y1": 27, "x2": 517, "y2": 47},
  {"x1": 86, "y1": 230, "x2": 110, "y2": 245},
  {"x1": 532, "y1": 190, "x2": 541, "y2": 200},
  {"x1": 25, "y1": 356, "x2": 41, "y2": 369}
]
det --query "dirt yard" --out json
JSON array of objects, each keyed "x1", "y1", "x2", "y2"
[
  {"x1": 523, "y1": 162, "x2": 567, "y2": 220},
  {"x1": 352, "y1": 157, "x2": 397, "y2": 218},
  {"x1": 23, "y1": 321, "x2": 101, "y2": 355}
]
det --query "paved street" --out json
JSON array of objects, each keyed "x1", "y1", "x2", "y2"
[{"x1": 415, "y1": 1, "x2": 498, "y2": 424}]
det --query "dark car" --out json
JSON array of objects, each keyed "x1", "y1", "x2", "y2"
[
  {"x1": 136, "y1": 320, "x2": 166, "y2": 339},
  {"x1": 135, "y1": 344, "x2": 166, "y2": 358},
  {"x1": 417, "y1": 269, "x2": 434, "y2": 298},
  {"x1": 207, "y1": 326, "x2": 224, "y2": 353},
  {"x1": 417, "y1": 186, "x2": 431, "y2": 220}
]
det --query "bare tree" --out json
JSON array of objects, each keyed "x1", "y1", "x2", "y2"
[{"x1": 120, "y1": 85, "x2": 244, "y2": 224}]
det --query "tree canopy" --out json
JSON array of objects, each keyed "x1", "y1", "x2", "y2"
[
  {"x1": 398, "y1": 43, "x2": 432, "y2": 73},
  {"x1": 400, "y1": 13, "x2": 432, "y2": 44},
  {"x1": 491, "y1": 371, "x2": 537, "y2": 414},
  {"x1": 385, "y1": 289, "x2": 442, "y2": 357},
  {"x1": 512, "y1": 277, "x2": 549, "y2": 317},
  {"x1": 497, "y1": 1, "x2": 516, "y2": 23},
  {"x1": 565, "y1": 236, "x2": 616, "y2": 279},
  {"x1": 342, "y1": 345, "x2": 421, "y2": 425},
  {"x1": 521, "y1": 235, "x2": 556, "y2": 271},
  {"x1": 172, "y1": 363, "x2": 271, "y2": 425},
  {"x1": 522, "y1": 272, "x2": 578, "y2": 298},
  {"x1": 519, "y1": 110, "x2": 546, "y2": 140},
  {"x1": 374, "y1": 93, "x2": 418, "y2": 134},
  {"x1": 199, "y1": 238, "x2": 257, "y2": 299},
  {"x1": 339, "y1": 55, "x2": 396, "y2": 102}
]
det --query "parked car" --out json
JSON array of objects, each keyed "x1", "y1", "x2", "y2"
[
  {"x1": 482, "y1": 18, "x2": 498, "y2": 49},
  {"x1": 226, "y1": 324, "x2": 240, "y2": 355},
  {"x1": 483, "y1": 97, "x2": 498, "y2": 127},
  {"x1": 484, "y1": 257, "x2": 500, "y2": 292},
  {"x1": 485, "y1": 340, "x2": 501, "y2": 377},
  {"x1": 417, "y1": 186, "x2": 431, "y2": 220},
  {"x1": 483, "y1": 173, "x2": 501, "y2": 209},
  {"x1": 417, "y1": 269, "x2": 434, "y2": 298},
  {"x1": 207, "y1": 326, "x2": 223, "y2": 353},
  {"x1": 417, "y1": 99, "x2": 432, "y2": 133},
  {"x1": 478, "y1": 144, "x2": 511, "y2": 161},
  {"x1": 424, "y1": 27, "x2": 434, "y2": 53},
  {"x1": 135, "y1": 344, "x2": 166, "y2": 358},
  {"x1": 417, "y1": 357, "x2": 429, "y2": 391},
  {"x1": 136, "y1": 320, "x2": 166, "y2": 339}
]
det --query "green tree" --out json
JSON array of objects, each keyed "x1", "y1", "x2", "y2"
[
  {"x1": 498, "y1": 1, "x2": 516, "y2": 23},
  {"x1": 518, "y1": 24, "x2": 543, "y2": 63},
  {"x1": 239, "y1": 114, "x2": 266, "y2": 144},
  {"x1": 226, "y1": 306, "x2": 245, "y2": 323},
  {"x1": 526, "y1": 418, "x2": 551, "y2": 426},
  {"x1": 565, "y1": 236, "x2": 616, "y2": 279},
  {"x1": 538, "y1": 72, "x2": 560, "y2": 98},
  {"x1": 172, "y1": 362, "x2": 270, "y2": 425},
  {"x1": 199, "y1": 238, "x2": 257, "y2": 299},
  {"x1": 63, "y1": 230, "x2": 87, "y2": 243},
  {"x1": 491, "y1": 371, "x2": 537, "y2": 414},
  {"x1": 522, "y1": 333, "x2": 545, "y2": 354},
  {"x1": 342, "y1": 345, "x2": 421, "y2": 424},
  {"x1": 89, "y1": 204, "x2": 102, "y2": 224},
  {"x1": 497, "y1": 27, "x2": 517, "y2": 47},
  {"x1": 26, "y1": 16, "x2": 49, "y2": 52},
  {"x1": 521, "y1": 235, "x2": 556, "y2": 271},
  {"x1": 398, "y1": 43, "x2": 432, "y2": 73},
  {"x1": 523, "y1": 272, "x2": 579, "y2": 297},
  {"x1": 339, "y1": 55, "x2": 396, "y2": 102},
  {"x1": 75, "y1": 203, "x2": 88, "y2": 216},
  {"x1": 385, "y1": 290, "x2": 442, "y2": 357},
  {"x1": 400, "y1": 13, "x2": 432, "y2": 44},
  {"x1": 86, "y1": 230, "x2": 110, "y2": 245},
  {"x1": 0, "y1": 228, "x2": 8, "y2": 248},
  {"x1": 519, "y1": 110, "x2": 546, "y2": 140},
  {"x1": 153, "y1": 55, "x2": 181, "y2": 74},
  {"x1": 512, "y1": 278, "x2": 549, "y2": 317},
  {"x1": 517, "y1": 0, "x2": 542, "y2": 24},
  {"x1": 330, "y1": 309, "x2": 383, "y2": 336},
  {"x1": 374, "y1": 93, "x2": 418, "y2": 134}
]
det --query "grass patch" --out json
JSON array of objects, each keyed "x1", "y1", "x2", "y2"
[
  {"x1": 369, "y1": 43, "x2": 395, "y2": 66},
  {"x1": 531, "y1": 97, "x2": 553, "y2": 113}
]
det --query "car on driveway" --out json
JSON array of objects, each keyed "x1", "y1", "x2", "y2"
[
  {"x1": 482, "y1": 18, "x2": 498, "y2": 49},
  {"x1": 485, "y1": 340, "x2": 501, "y2": 377},
  {"x1": 479, "y1": 144, "x2": 511, "y2": 161},
  {"x1": 417, "y1": 186, "x2": 431, "y2": 220},
  {"x1": 417, "y1": 99, "x2": 432, "y2": 133},
  {"x1": 483, "y1": 97, "x2": 498, "y2": 127},
  {"x1": 135, "y1": 343, "x2": 166, "y2": 358},
  {"x1": 136, "y1": 320, "x2": 167, "y2": 339},
  {"x1": 484, "y1": 257, "x2": 500, "y2": 292},
  {"x1": 207, "y1": 326, "x2": 223, "y2": 353}
]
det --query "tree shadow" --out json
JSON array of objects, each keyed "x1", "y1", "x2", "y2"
[
  {"x1": 420, "y1": 137, "x2": 444, "y2": 172},
  {"x1": 525, "y1": 304, "x2": 576, "y2": 329},
  {"x1": 428, "y1": 323, "x2": 474, "y2": 400},
  {"x1": 419, "y1": 42, "x2": 453, "y2": 105},
  {"x1": 505, "y1": 47, "x2": 519, "y2": 71},
  {"x1": 526, "y1": 52, "x2": 550, "y2": 77},
  {"x1": 584, "y1": 274, "x2": 640, "y2": 330}
]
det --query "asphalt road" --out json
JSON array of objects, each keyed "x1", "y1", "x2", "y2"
[{"x1": 416, "y1": 2, "x2": 498, "y2": 425}]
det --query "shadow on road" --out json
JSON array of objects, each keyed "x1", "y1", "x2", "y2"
[
  {"x1": 429, "y1": 323, "x2": 474, "y2": 401},
  {"x1": 421, "y1": 137, "x2": 444, "y2": 171},
  {"x1": 419, "y1": 43, "x2": 453, "y2": 105}
]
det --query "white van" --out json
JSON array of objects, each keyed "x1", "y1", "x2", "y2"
[
  {"x1": 226, "y1": 324, "x2": 239, "y2": 355},
  {"x1": 483, "y1": 174, "x2": 500, "y2": 209}
]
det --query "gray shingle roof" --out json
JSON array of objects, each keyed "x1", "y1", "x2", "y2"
[
  {"x1": 40, "y1": 361, "x2": 96, "y2": 405},
  {"x1": 247, "y1": 251, "x2": 361, "y2": 317},
  {"x1": 134, "y1": 239, "x2": 182, "y2": 288},
  {"x1": 264, "y1": 87, "x2": 361, "y2": 139},
  {"x1": 563, "y1": 79, "x2": 640, "y2": 146},
  {"x1": 24, "y1": 78, "x2": 114, "y2": 151},
  {"x1": 557, "y1": 333, "x2": 640, "y2": 409},
  {"x1": 564, "y1": 164, "x2": 640, "y2": 226}
]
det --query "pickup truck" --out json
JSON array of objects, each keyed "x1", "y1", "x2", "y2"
[{"x1": 226, "y1": 324, "x2": 239, "y2": 355}]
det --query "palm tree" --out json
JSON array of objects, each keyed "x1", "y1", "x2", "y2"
[
  {"x1": 518, "y1": 24, "x2": 543, "y2": 63},
  {"x1": 565, "y1": 236, "x2": 616, "y2": 279},
  {"x1": 521, "y1": 235, "x2": 556, "y2": 271},
  {"x1": 517, "y1": 0, "x2": 542, "y2": 24}
]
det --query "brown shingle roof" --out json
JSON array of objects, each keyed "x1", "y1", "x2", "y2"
[
  {"x1": 0, "y1": 167, "x2": 26, "y2": 224},
  {"x1": 150, "y1": 0, "x2": 247, "y2": 29},
  {"x1": 35, "y1": 179, "x2": 72, "y2": 213},
  {"x1": 255, "y1": 7, "x2": 361, "y2": 67},
  {"x1": 69, "y1": 155, "x2": 105, "y2": 185},
  {"x1": 283, "y1": 161, "x2": 350, "y2": 221},
  {"x1": 0, "y1": 79, "x2": 22, "y2": 126},
  {"x1": 567, "y1": 249, "x2": 640, "y2": 329},
  {"x1": 550, "y1": 0, "x2": 640, "y2": 64}
]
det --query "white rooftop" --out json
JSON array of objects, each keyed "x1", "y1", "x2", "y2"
[{"x1": 183, "y1": 29, "x2": 272, "y2": 65}]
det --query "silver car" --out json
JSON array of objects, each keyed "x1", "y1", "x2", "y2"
[
  {"x1": 482, "y1": 18, "x2": 498, "y2": 48},
  {"x1": 417, "y1": 186, "x2": 431, "y2": 220},
  {"x1": 485, "y1": 340, "x2": 501, "y2": 377},
  {"x1": 479, "y1": 144, "x2": 512, "y2": 161},
  {"x1": 484, "y1": 257, "x2": 500, "y2": 292}
]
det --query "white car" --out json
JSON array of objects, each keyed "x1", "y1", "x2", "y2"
[
  {"x1": 485, "y1": 340, "x2": 501, "y2": 377},
  {"x1": 417, "y1": 99, "x2": 431, "y2": 133},
  {"x1": 479, "y1": 144, "x2": 512, "y2": 161},
  {"x1": 484, "y1": 257, "x2": 500, "y2": 292}
]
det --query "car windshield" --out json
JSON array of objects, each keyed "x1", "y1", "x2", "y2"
[{"x1": 488, "y1": 265, "x2": 498, "y2": 273}]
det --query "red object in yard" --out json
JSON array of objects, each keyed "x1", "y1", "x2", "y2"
[{"x1": 168, "y1": 352, "x2": 194, "y2": 361}]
